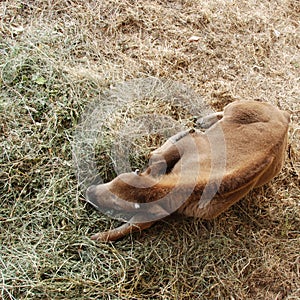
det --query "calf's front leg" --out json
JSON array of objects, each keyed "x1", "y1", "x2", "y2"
[{"x1": 91, "y1": 217, "x2": 156, "y2": 242}]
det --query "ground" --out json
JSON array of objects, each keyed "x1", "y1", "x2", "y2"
[{"x1": 0, "y1": 0, "x2": 299, "y2": 299}]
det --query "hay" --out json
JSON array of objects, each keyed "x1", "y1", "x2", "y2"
[{"x1": 0, "y1": 0, "x2": 299, "y2": 299}]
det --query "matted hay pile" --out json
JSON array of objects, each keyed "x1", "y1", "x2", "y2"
[{"x1": 0, "y1": 0, "x2": 299, "y2": 299}]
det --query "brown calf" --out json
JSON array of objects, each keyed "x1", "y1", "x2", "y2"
[{"x1": 86, "y1": 100, "x2": 290, "y2": 241}]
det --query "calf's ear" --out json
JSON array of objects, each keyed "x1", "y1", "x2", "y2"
[{"x1": 146, "y1": 204, "x2": 170, "y2": 219}]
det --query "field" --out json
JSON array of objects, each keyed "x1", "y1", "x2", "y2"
[{"x1": 0, "y1": 0, "x2": 299, "y2": 299}]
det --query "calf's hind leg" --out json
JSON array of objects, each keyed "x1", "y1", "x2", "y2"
[{"x1": 197, "y1": 112, "x2": 224, "y2": 129}]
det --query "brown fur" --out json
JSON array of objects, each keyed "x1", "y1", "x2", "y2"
[{"x1": 86, "y1": 100, "x2": 290, "y2": 241}]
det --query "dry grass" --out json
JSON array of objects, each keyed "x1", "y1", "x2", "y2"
[{"x1": 0, "y1": 0, "x2": 299, "y2": 299}]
